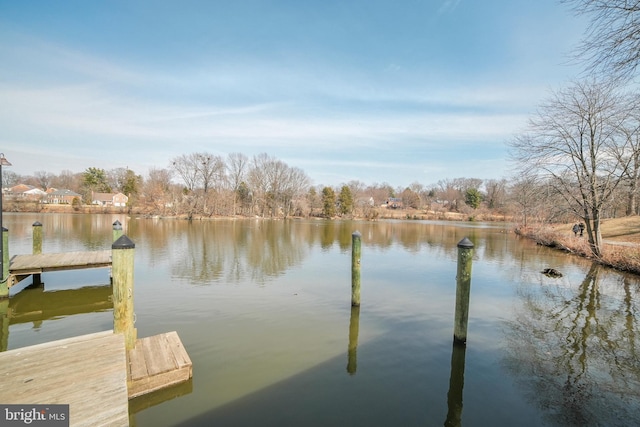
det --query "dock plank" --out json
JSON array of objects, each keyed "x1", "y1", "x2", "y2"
[
  {"x1": 0, "y1": 331, "x2": 129, "y2": 427},
  {"x1": 164, "y1": 331, "x2": 193, "y2": 372}
]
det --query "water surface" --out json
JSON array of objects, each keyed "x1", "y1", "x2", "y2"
[{"x1": 3, "y1": 213, "x2": 639, "y2": 426}]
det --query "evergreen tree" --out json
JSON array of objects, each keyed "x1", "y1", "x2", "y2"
[
  {"x1": 322, "y1": 186, "x2": 336, "y2": 218},
  {"x1": 338, "y1": 185, "x2": 354, "y2": 215}
]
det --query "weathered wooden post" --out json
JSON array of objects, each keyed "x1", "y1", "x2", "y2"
[
  {"x1": 32, "y1": 221, "x2": 42, "y2": 254},
  {"x1": 112, "y1": 235, "x2": 136, "y2": 350},
  {"x1": 0, "y1": 227, "x2": 8, "y2": 298},
  {"x1": 351, "y1": 231, "x2": 361, "y2": 307},
  {"x1": 0, "y1": 298, "x2": 8, "y2": 352},
  {"x1": 347, "y1": 305, "x2": 360, "y2": 375},
  {"x1": 453, "y1": 237, "x2": 474, "y2": 344},
  {"x1": 31, "y1": 222, "x2": 43, "y2": 287},
  {"x1": 112, "y1": 220, "x2": 123, "y2": 242}
]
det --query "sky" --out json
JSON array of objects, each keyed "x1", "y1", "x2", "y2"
[{"x1": 0, "y1": 0, "x2": 587, "y2": 189}]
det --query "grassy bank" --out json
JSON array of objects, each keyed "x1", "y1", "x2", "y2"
[{"x1": 516, "y1": 216, "x2": 640, "y2": 275}]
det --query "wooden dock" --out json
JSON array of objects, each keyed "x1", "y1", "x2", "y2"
[
  {"x1": 8, "y1": 250, "x2": 112, "y2": 287},
  {"x1": 0, "y1": 331, "x2": 129, "y2": 426},
  {"x1": 1, "y1": 234, "x2": 193, "y2": 425},
  {"x1": 0, "y1": 330, "x2": 193, "y2": 426}
]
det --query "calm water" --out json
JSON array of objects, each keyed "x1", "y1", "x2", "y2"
[{"x1": 2, "y1": 213, "x2": 640, "y2": 427}]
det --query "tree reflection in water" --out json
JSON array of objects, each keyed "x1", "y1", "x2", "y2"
[{"x1": 504, "y1": 262, "x2": 640, "y2": 426}]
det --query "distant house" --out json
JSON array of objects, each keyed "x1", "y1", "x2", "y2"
[
  {"x1": 47, "y1": 189, "x2": 82, "y2": 204},
  {"x1": 92, "y1": 192, "x2": 128, "y2": 207},
  {"x1": 386, "y1": 197, "x2": 403, "y2": 209},
  {"x1": 8, "y1": 184, "x2": 47, "y2": 201}
]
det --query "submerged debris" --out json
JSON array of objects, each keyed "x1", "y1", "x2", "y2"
[{"x1": 541, "y1": 268, "x2": 563, "y2": 278}]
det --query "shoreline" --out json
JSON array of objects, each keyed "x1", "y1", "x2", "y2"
[
  {"x1": 4, "y1": 203, "x2": 507, "y2": 222},
  {"x1": 515, "y1": 225, "x2": 640, "y2": 276}
]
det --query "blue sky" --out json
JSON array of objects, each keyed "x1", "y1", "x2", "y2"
[{"x1": 0, "y1": 0, "x2": 586, "y2": 188}]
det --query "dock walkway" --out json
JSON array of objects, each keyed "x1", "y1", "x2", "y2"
[
  {"x1": 0, "y1": 330, "x2": 193, "y2": 426},
  {"x1": 8, "y1": 250, "x2": 112, "y2": 287},
  {"x1": 0, "y1": 330, "x2": 129, "y2": 426}
]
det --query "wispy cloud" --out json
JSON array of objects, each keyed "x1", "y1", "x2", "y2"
[
  {"x1": 437, "y1": 0, "x2": 462, "y2": 16},
  {"x1": 0, "y1": 82, "x2": 526, "y2": 145}
]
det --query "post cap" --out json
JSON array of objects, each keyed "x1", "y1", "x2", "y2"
[
  {"x1": 457, "y1": 237, "x2": 474, "y2": 249},
  {"x1": 113, "y1": 220, "x2": 122, "y2": 226},
  {"x1": 32, "y1": 221, "x2": 42, "y2": 227},
  {"x1": 352, "y1": 231, "x2": 361, "y2": 238},
  {"x1": 112, "y1": 234, "x2": 135, "y2": 249}
]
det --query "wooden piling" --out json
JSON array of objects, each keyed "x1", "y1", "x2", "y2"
[
  {"x1": 1, "y1": 227, "x2": 8, "y2": 298},
  {"x1": 32, "y1": 222, "x2": 43, "y2": 286},
  {"x1": 113, "y1": 220, "x2": 123, "y2": 242},
  {"x1": 32, "y1": 221, "x2": 42, "y2": 255},
  {"x1": 453, "y1": 237, "x2": 474, "y2": 344},
  {"x1": 112, "y1": 234, "x2": 137, "y2": 350},
  {"x1": 347, "y1": 305, "x2": 360, "y2": 375},
  {"x1": 351, "y1": 231, "x2": 361, "y2": 307}
]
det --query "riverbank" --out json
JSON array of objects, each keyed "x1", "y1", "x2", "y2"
[{"x1": 515, "y1": 216, "x2": 640, "y2": 275}]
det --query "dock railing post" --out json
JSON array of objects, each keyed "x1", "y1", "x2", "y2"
[
  {"x1": 112, "y1": 234, "x2": 136, "y2": 350},
  {"x1": 453, "y1": 237, "x2": 474, "y2": 344},
  {"x1": 113, "y1": 220, "x2": 123, "y2": 242},
  {"x1": 351, "y1": 231, "x2": 361, "y2": 307},
  {"x1": 32, "y1": 221, "x2": 42, "y2": 255},
  {"x1": 0, "y1": 227, "x2": 8, "y2": 298}
]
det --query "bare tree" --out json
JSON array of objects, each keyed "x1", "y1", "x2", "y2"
[
  {"x1": 509, "y1": 80, "x2": 636, "y2": 256},
  {"x1": 143, "y1": 167, "x2": 173, "y2": 214},
  {"x1": 484, "y1": 178, "x2": 508, "y2": 210},
  {"x1": 563, "y1": 0, "x2": 640, "y2": 81},
  {"x1": 196, "y1": 153, "x2": 225, "y2": 215},
  {"x1": 51, "y1": 170, "x2": 80, "y2": 191},
  {"x1": 280, "y1": 166, "x2": 310, "y2": 218},
  {"x1": 171, "y1": 153, "x2": 200, "y2": 192},
  {"x1": 227, "y1": 152, "x2": 249, "y2": 215},
  {"x1": 436, "y1": 178, "x2": 462, "y2": 211},
  {"x1": 33, "y1": 170, "x2": 53, "y2": 190},
  {"x1": 248, "y1": 153, "x2": 271, "y2": 217},
  {"x1": 2, "y1": 170, "x2": 20, "y2": 188},
  {"x1": 620, "y1": 95, "x2": 640, "y2": 215},
  {"x1": 508, "y1": 174, "x2": 539, "y2": 227}
]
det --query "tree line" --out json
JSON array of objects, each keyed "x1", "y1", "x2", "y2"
[{"x1": 3, "y1": 151, "x2": 515, "y2": 220}]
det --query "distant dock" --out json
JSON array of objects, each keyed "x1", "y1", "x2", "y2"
[{"x1": 8, "y1": 250, "x2": 112, "y2": 288}]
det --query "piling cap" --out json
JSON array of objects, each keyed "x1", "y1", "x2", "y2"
[
  {"x1": 113, "y1": 220, "x2": 122, "y2": 226},
  {"x1": 352, "y1": 231, "x2": 361, "y2": 237},
  {"x1": 457, "y1": 237, "x2": 474, "y2": 249},
  {"x1": 112, "y1": 234, "x2": 135, "y2": 249},
  {"x1": 33, "y1": 221, "x2": 42, "y2": 227},
  {"x1": 113, "y1": 221, "x2": 123, "y2": 231}
]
